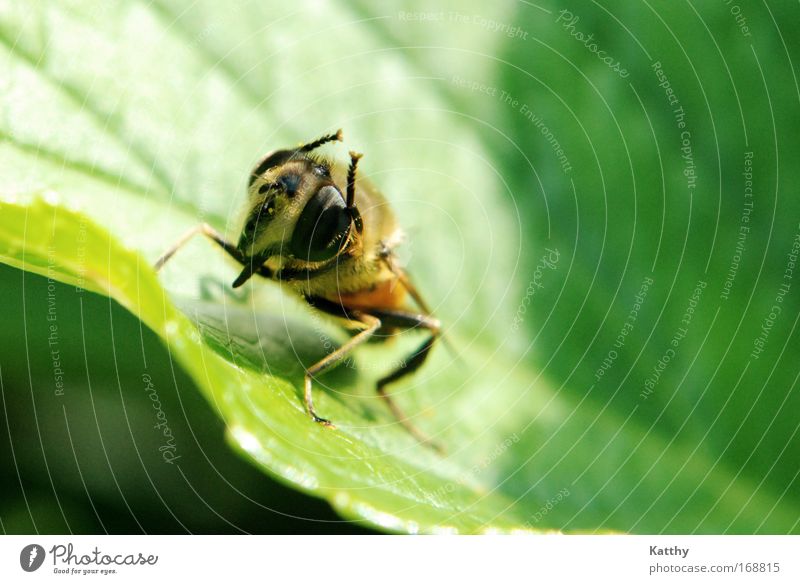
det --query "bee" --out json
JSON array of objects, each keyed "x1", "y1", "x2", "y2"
[{"x1": 155, "y1": 130, "x2": 440, "y2": 447}]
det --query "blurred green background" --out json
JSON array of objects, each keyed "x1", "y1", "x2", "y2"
[{"x1": 1, "y1": 0, "x2": 798, "y2": 533}]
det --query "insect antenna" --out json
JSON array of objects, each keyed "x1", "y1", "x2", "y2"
[
  {"x1": 295, "y1": 128, "x2": 343, "y2": 155},
  {"x1": 346, "y1": 150, "x2": 364, "y2": 233},
  {"x1": 249, "y1": 130, "x2": 343, "y2": 186},
  {"x1": 346, "y1": 150, "x2": 363, "y2": 207}
]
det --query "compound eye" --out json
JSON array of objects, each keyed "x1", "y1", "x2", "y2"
[
  {"x1": 278, "y1": 173, "x2": 301, "y2": 196},
  {"x1": 313, "y1": 163, "x2": 330, "y2": 178},
  {"x1": 244, "y1": 199, "x2": 275, "y2": 234},
  {"x1": 290, "y1": 185, "x2": 351, "y2": 262}
]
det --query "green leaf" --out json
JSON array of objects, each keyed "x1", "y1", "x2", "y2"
[{"x1": 1, "y1": 0, "x2": 798, "y2": 533}]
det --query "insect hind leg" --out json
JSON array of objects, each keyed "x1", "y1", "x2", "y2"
[{"x1": 367, "y1": 309, "x2": 442, "y2": 451}]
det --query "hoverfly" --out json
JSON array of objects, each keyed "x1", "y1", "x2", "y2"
[{"x1": 155, "y1": 130, "x2": 440, "y2": 447}]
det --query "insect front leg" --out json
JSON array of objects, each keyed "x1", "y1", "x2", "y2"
[
  {"x1": 154, "y1": 223, "x2": 239, "y2": 271},
  {"x1": 303, "y1": 311, "x2": 381, "y2": 427},
  {"x1": 153, "y1": 222, "x2": 273, "y2": 279}
]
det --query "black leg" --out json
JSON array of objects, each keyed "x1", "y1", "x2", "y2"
[
  {"x1": 365, "y1": 308, "x2": 442, "y2": 450},
  {"x1": 304, "y1": 295, "x2": 359, "y2": 320},
  {"x1": 154, "y1": 223, "x2": 273, "y2": 280},
  {"x1": 365, "y1": 307, "x2": 440, "y2": 333},
  {"x1": 303, "y1": 299, "x2": 442, "y2": 449},
  {"x1": 154, "y1": 223, "x2": 241, "y2": 271},
  {"x1": 303, "y1": 310, "x2": 381, "y2": 427},
  {"x1": 376, "y1": 335, "x2": 440, "y2": 448}
]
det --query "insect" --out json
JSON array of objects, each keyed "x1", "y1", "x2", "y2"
[{"x1": 154, "y1": 130, "x2": 440, "y2": 447}]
